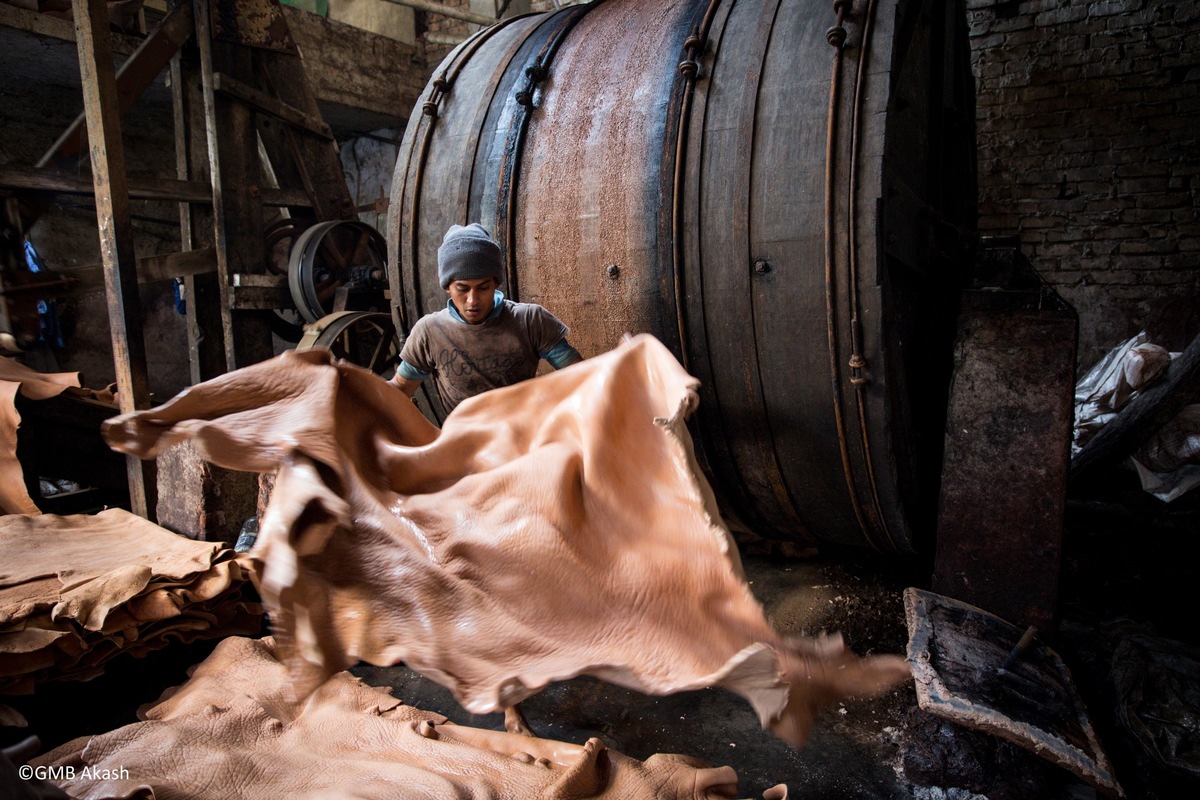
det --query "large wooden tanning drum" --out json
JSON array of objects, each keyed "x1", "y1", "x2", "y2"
[{"x1": 387, "y1": 0, "x2": 978, "y2": 553}]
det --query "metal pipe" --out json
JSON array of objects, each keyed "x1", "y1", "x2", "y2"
[
  {"x1": 824, "y1": 0, "x2": 877, "y2": 547},
  {"x1": 379, "y1": 0, "x2": 497, "y2": 27},
  {"x1": 425, "y1": 31, "x2": 467, "y2": 45}
]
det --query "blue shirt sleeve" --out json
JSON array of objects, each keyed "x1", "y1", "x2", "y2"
[
  {"x1": 541, "y1": 340, "x2": 582, "y2": 370},
  {"x1": 397, "y1": 360, "x2": 431, "y2": 381}
]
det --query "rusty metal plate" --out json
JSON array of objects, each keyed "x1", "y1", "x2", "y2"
[
  {"x1": 904, "y1": 588, "x2": 1124, "y2": 797},
  {"x1": 211, "y1": 0, "x2": 297, "y2": 54}
]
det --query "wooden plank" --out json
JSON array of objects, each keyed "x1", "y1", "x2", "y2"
[
  {"x1": 38, "y1": 0, "x2": 194, "y2": 168},
  {"x1": 68, "y1": 247, "x2": 217, "y2": 291},
  {"x1": 259, "y1": 186, "x2": 314, "y2": 208},
  {"x1": 159, "y1": 27, "x2": 260, "y2": 537},
  {"x1": 933, "y1": 297, "x2": 1076, "y2": 630},
  {"x1": 255, "y1": 49, "x2": 354, "y2": 222},
  {"x1": 0, "y1": 2, "x2": 142, "y2": 55},
  {"x1": 1070, "y1": 331, "x2": 1200, "y2": 488},
  {"x1": 905, "y1": 588, "x2": 1123, "y2": 797},
  {"x1": 196, "y1": 0, "x2": 273, "y2": 370},
  {"x1": 0, "y1": 165, "x2": 211, "y2": 203},
  {"x1": 279, "y1": 5, "x2": 423, "y2": 130},
  {"x1": 0, "y1": 164, "x2": 307, "y2": 207},
  {"x1": 229, "y1": 278, "x2": 291, "y2": 310},
  {"x1": 70, "y1": 0, "x2": 155, "y2": 519},
  {"x1": 194, "y1": 0, "x2": 237, "y2": 373},
  {"x1": 171, "y1": 46, "x2": 226, "y2": 384},
  {"x1": 213, "y1": 71, "x2": 334, "y2": 140}
]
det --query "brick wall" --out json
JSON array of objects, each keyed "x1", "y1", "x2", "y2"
[{"x1": 968, "y1": 0, "x2": 1200, "y2": 363}]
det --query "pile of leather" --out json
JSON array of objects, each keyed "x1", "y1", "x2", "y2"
[
  {"x1": 33, "y1": 635, "x2": 774, "y2": 800},
  {"x1": 103, "y1": 334, "x2": 910, "y2": 749},
  {"x1": 0, "y1": 508, "x2": 262, "y2": 695}
]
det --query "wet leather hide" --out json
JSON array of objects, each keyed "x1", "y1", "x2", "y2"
[
  {"x1": 0, "y1": 358, "x2": 82, "y2": 515},
  {"x1": 102, "y1": 334, "x2": 910, "y2": 748},
  {"x1": 34, "y1": 635, "x2": 756, "y2": 800},
  {"x1": 0, "y1": 509, "x2": 262, "y2": 694}
]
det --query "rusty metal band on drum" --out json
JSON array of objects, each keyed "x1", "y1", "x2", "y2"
[
  {"x1": 398, "y1": 15, "x2": 527, "y2": 332},
  {"x1": 671, "y1": 0, "x2": 724, "y2": 374},
  {"x1": 825, "y1": 0, "x2": 893, "y2": 551},
  {"x1": 496, "y1": 4, "x2": 594, "y2": 300}
]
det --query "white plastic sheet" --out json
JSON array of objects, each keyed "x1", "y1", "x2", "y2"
[{"x1": 1073, "y1": 332, "x2": 1200, "y2": 502}]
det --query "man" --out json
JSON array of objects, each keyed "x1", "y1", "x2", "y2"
[
  {"x1": 391, "y1": 223, "x2": 581, "y2": 736},
  {"x1": 391, "y1": 223, "x2": 582, "y2": 415}
]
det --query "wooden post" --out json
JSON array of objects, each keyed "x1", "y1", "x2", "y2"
[
  {"x1": 70, "y1": 0, "x2": 155, "y2": 518},
  {"x1": 194, "y1": 0, "x2": 272, "y2": 370},
  {"x1": 170, "y1": 24, "x2": 226, "y2": 383},
  {"x1": 254, "y1": 51, "x2": 354, "y2": 223}
]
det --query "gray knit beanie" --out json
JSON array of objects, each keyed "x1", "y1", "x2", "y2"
[{"x1": 438, "y1": 223, "x2": 503, "y2": 288}]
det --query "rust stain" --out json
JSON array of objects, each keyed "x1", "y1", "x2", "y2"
[
  {"x1": 211, "y1": 0, "x2": 298, "y2": 54},
  {"x1": 516, "y1": 1, "x2": 691, "y2": 359}
]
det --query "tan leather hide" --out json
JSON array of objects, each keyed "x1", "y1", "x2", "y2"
[
  {"x1": 35, "y1": 635, "x2": 762, "y2": 800},
  {"x1": 0, "y1": 357, "x2": 83, "y2": 515},
  {"x1": 0, "y1": 509, "x2": 262, "y2": 694},
  {"x1": 102, "y1": 335, "x2": 910, "y2": 747}
]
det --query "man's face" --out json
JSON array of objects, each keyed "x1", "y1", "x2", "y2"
[{"x1": 447, "y1": 277, "x2": 498, "y2": 324}]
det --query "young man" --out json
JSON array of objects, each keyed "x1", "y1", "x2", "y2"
[
  {"x1": 391, "y1": 222, "x2": 580, "y2": 737},
  {"x1": 391, "y1": 223, "x2": 582, "y2": 414}
]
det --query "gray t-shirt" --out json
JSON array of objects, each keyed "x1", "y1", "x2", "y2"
[{"x1": 400, "y1": 298, "x2": 569, "y2": 413}]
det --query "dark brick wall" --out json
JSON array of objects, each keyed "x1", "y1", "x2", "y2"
[{"x1": 968, "y1": 0, "x2": 1200, "y2": 363}]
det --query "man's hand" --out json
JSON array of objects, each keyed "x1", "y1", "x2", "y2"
[{"x1": 391, "y1": 375, "x2": 422, "y2": 398}]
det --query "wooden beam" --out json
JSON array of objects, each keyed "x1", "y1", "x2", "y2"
[
  {"x1": 0, "y1": 164, "x2": 212, "y2": 203},
  {"x1": 279, "y1": 5, "x2": 423, "y2": 130},
  {"x1": 195, "y1": 0, "x2": 273, "y2": 370},
  {"x1": 213, "y1": 72, "x2": 334, "y2": 140},
  {"x1": 1070, "y1": 332, "x2": 1200, "y2": 489},
  {"x1": 379, "y1": 0, "x2": 496, "y2": 27},
  {"x1": 171, "y1": 39, "x2": 226, "y2": 385},
  {"x1": 259, "y1": 186, "x2": 314, "y2": 208},
  {"x1": 0, "y1": 2, "x2": 142, "y2": 54},
  {"x1": 255, "y1": 50, "x2": 353, "y2": 222},
  {"x1": 71, "y1": 0, "x2": 155, "y2": 519},
  {"x1": 229, "y1": 273, "x2": 290, "y2": 309},
  {"x1": 38, "y1": 0, "x2": 194, "y2": 168},
  {"x1": 0, "y1": 164, "x2": 311, "y2": 208},
  {"x1": 195, "y1": 0, "x2": 238, "y2": 374},
  {"x1": 69, "y1": 247, "x2": 217, "y2": 291}
]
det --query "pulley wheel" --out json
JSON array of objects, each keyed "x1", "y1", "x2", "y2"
[
  {"x1": 295, "y1": 311, "x2": 401, "y2": 378},
  {"x1": 265, "y1": 215, "x2": 314, "y2": 343},
  {"x1": 288, "y1": 220, "x2": 388, "y2": 324}
]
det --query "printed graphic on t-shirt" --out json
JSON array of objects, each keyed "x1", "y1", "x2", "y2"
[{"x1": 439, "y1": 347, "x2": 530, "y2": 386}]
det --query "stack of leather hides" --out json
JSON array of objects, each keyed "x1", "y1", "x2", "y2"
[
  {"x1": 0, "y1": 508, "x2": 263, "y2": 695},
  {"x1": 33, "y1": 635, "x2": 778, "y2": 800}
]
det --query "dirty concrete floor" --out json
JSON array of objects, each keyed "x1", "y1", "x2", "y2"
[{"x1": 5, "y1": 468, "x2": 1199, "y2": 800}]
